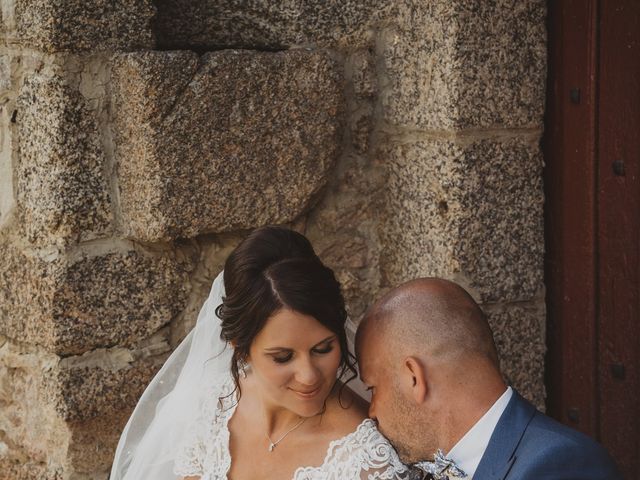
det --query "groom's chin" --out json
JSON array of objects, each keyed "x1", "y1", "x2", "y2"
[{"x1": 384, "y1": 435, "x2": 419, "y2": 465}]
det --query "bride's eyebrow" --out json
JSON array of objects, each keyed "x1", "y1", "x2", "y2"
[
  {"x1": 312, "y1": 335, "x2": 336, "y2": 348},
  {"x1": 263, "y1": 335, "x2": 336, "y2": 352}
]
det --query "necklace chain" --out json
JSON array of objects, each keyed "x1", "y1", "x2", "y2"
[{"x1": 265, "y1": 417, "x2": 307, "y2": 452}]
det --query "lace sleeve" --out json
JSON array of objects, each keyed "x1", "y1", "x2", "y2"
[{"x1": 294, "y1": 419, "x2": 410, "y2": 480}]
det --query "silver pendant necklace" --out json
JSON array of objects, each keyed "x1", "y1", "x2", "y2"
[{"x1": 265, "y1": 417, "x2": 307, "y2": 452}]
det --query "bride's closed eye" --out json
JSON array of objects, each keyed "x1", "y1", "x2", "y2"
[
  {"x1": 311, "y1": 341, "x2": 334, "y2": 355},
  {"x1": 272, "y1": 351, "x2": 294, "y2": 363},
  {"x1": 269, "y1": 339, "x2": 336, "y2": 364}
]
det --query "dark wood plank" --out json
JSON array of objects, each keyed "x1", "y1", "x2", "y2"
[
  {"x1": 596, "y1": 1, "x2": 640, "y2": 477},
  {"x1": 544, "y1": 0, "x2": 600, "y2": 436}
]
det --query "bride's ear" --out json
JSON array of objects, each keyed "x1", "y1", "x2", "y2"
[{"x1": 402, "y1": 356, "x2": 428, "y2": 404}]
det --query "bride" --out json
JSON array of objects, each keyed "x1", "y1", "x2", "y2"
[{"x1": 110, "y1": 226, "x2": 409, "y2": 479}]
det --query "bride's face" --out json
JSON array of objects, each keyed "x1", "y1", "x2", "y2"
[{"x1": 247, "y1": 308, "x2": 342, "y2": 417}]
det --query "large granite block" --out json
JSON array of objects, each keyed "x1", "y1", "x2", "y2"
[
  {"x1": 17, "y1": 68, "x2": 112, "y2": 247},
  {"x1": 153, "y1": 0, "x2": 392, "y2": 49},
  {"x1": 0, "y1": 244, "x2": 189, "y2": 355},
  {"x1": 381, "y1": 0, "x2": 546, "y2": 129},
  {"x1": 112, "y1": 50, "x2": 343, "y2": 241},
  {"x1": 380, "y1": 137, "x2": 544, "y2": 303},
  {"x1": 12, "y1": 0, "x2": 155, "y2": 53}
]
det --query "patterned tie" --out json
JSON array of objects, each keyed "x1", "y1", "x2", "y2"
[{"x1": 411, "y1": 449, "x2": 468, "y2": 480}]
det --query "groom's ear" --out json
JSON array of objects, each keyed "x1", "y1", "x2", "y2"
[{"x1": 402, "y1": 356, "x2": 428, "y2": 404}]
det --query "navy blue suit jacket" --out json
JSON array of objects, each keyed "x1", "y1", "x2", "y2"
[{"x1": 474, "y1": 391, "x2": 621, "y2": 479}]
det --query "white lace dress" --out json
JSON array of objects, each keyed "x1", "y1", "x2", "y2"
[{"x1": 173, "y1": 374, "x2": 409, "y2": 480}]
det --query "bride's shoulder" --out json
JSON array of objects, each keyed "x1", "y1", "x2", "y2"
[
  {"x1": 323, "y1": 386, "x2": 369, "y2": 435},
  {"x1": 316, "y1": 390, "x2": 408, "y2": 476}
]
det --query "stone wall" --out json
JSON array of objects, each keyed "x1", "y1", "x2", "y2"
[{"x1": 0, "y1": 1, "x2": 546, "y2": 478}]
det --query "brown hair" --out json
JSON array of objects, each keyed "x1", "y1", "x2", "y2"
[{"x1": 215, "y1": 226, "x2": 356, "y2": 399}]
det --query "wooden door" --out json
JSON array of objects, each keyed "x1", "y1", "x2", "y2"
[{"x1": 545, "y1": 1, "x2": 640, "y2": 478}]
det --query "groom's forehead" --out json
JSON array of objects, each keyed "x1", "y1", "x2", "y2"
[{"x1": 357, "y1": 330, "x2": 385, "y2": 377}]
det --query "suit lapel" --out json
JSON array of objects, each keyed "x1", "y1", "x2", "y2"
[{"x1": 473, "y1": 391, "x2": 536, "y2": 480}]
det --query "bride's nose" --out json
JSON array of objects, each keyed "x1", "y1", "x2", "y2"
[{"x1": 294, "y1": 357, "x2": 321, "y2": 386}]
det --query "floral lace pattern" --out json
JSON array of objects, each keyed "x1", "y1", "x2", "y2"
[
  {"x1": 173, "y1": 375, "x2": 408, "y2": 480},
  {"x1": 293, "y1": 420, "x2": 409, "y2": 480}
]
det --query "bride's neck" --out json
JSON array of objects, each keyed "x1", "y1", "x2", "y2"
[{"x1": 261, "y1": 400, "x2": 305, "y2": 433}]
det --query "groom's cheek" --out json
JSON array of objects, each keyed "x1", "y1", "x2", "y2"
[{"x1": 367, "y1": 392, "x2": 377, "y2": 419}]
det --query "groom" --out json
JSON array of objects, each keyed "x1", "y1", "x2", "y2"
[{"x1": 356, "y1": 278, "x2": 620, "y2": 479}]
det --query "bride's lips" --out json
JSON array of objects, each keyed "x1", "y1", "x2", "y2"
[{"x1": 290, "y1": 385, "x2": 323, "y2": 399}]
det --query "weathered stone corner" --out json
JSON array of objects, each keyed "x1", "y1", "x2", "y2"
[
  {"x1": 17, "y1": 67, "x2": 112, "y2": 247},
  {"x1": 112, "y1": 49, "x2": 344, "y2": 241}
]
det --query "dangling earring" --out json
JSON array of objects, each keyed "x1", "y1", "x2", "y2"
[{"x1": 238, "y1": 359, "x2": 249, "y2": 378}]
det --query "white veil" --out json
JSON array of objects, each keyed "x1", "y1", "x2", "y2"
[
  {"x1": 110, "y1": 271, "x2": 368, "y2": 479},
  {"x1": 110, "y1": 272, "x2": 232, "y2": 480}
]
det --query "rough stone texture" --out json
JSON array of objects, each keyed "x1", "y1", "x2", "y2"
[
  {"x1": 0, "y1": 54, "x2": 11, "y2": 91},
  {"x1": 380, "y1": 136, "x2": 544, "y2": 303},
  {"x1": 170, "y1": 236, "x2": 241, "y2": 346},
  {"x1": 304, "y1": 44, "x2": 385, "y2": 320},
  {"x1": 152, "y1": 0, "x2": 545, "y2": 129},
  {"x1": 67, "y1": 409, "x2": 131, "y2": 475},
  {"x1": 381, "y1": 0, "x2": 546, "y2": 129},
  {"x1": 487, "y1": 302, "x2": 546, "y2": 410},
  {"x1": 0, "y1": 243, "x2": 190, "y2": 355},
  {"x1": 50, "y1": 345, "x2": 168, "y2": 422},
  {"x1": 153, "y1": 0, "x2": 393, "y2": 50},
  {"x1": 17, "y1": 67, "x2": 113, "y2": 247},
  {"x1": 112, "y1": 49, "x2": 343, "y2": 242},
  {"x1": 11, "y1": 0, "x2": 155, "y2": 53},
  {"x1": 0, "y1": 339, "x2": 69, "y2": 477},
  {"x1": 0, "y1": 337, "x2": 166, "y2": 478},
  {"x1": 0, "y1": 72, "x2": 14, "y2": 229},
  {"x1": 0, "y1": 457, "x2": 64, "y2": 480},
  {"x1": 307, "y1": 152, "x2": 385, "y2": 319}
]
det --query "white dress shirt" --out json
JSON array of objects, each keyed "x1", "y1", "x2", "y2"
[{"x1": 446, "y1": 387, "x2": 513, "y2": 479}]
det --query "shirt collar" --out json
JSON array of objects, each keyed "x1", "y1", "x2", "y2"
[{"x1": 446, "y1": 386, "x2": 513, "y2": 478}]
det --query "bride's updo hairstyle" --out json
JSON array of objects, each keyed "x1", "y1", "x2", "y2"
[{"x1": 216, "y1": 225, "x2": 357, "y2": 398}]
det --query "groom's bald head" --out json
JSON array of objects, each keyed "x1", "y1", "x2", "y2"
[
  {"x1": 356, "y1": 278, "x2": 505, "y2": 462},
  {"x1": 357, "y1": 278, "x2": 499, "y2": 367}
]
